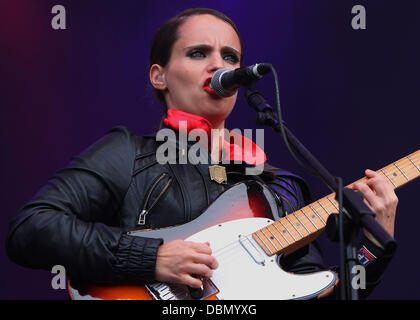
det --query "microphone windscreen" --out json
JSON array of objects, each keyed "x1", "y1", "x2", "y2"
[{"x1": 210, "y1": 68, "x2": 237, "y2": 98}]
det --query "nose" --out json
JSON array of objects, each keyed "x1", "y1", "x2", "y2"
[{"x1": 207, "y1": 54, "x2": 226, "y2": 74}]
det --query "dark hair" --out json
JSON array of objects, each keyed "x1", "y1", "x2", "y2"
[{"x1": 149, "y1": 8, "x2": 243, "y2": 109}]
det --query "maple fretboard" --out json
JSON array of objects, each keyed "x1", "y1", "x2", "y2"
[{"x1": 252, "y1": 150, "x2": 420, "y2": 256}]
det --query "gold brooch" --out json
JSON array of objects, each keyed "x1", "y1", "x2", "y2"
[{"x1": 209, "y1": 165, "x2": 227, "y2": 184}]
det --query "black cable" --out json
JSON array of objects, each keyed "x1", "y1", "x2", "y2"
[{"x1": 268, "y1": 64, "x2": 321, "y2": 178}]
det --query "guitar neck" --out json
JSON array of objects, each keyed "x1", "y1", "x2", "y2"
[{"x1": 252, "y1": 150, "x2": 420, "y2": 256}]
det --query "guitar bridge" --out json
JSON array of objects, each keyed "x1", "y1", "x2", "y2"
[{"x1": 145, "y1": 279, "x2": 219, "y2": 300}]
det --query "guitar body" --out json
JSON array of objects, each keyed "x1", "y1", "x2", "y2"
[
  {"x1": 67, "y1": 150, "x2": 419, "y2": 299},
  {"x1": 68, "y1": 180, "x2": 337, "y2": 300}
]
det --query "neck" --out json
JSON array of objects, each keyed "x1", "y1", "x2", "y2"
[
  {"x1": 212, "y1": 119, "x2": 225, "y2": 131},
  {"x1": 209, "y1": 127, "x2": 226, "y2": 163}
]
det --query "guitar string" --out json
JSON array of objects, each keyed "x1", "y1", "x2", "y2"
[
  {"x1": 299, "y1": 156, "x2": 420, "y2": 215},
  {"x1": 378, "y1": 156, "x2": 420, "y2": 177},
  {"x1": 279, "y1": 156, "x2": 420, "y2": 242},
  {"x1": 219, "y1": 158, "x2": 420, "y2": 255},
  {"x1": 300, "y1": 156, "x2": 420, "y2": 218},
  {"x1": 351, "y1": 155, "x2": 420, "y2": 180},
  {"x1": 193, "y1": 153, "x2": 420, "y2": 263},
  {"x1": 155, "y1": 153, "x2": 420, "y2": 292},
  {"x1": 268, "y1": 157, "x2": 420, "y2": 251},
  {"x1": 348, "y1": 159, "x2": 419, "y2": 186},
  {"x1": 207, "y1": 234, "x2": 254, "y2": 261},
  {"x1": 376, "y1": 158, "x2": 420, "y2": 180}
]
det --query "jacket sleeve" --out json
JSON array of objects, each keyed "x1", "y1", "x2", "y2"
[
  {"x1": 5, "y1": 126, "x2": 163, "y2": 285},
  {"x1": 266, "y1": 170, "x2": 395, "y2": 299}
]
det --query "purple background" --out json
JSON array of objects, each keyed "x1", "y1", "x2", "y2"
[{"x1": 1, "y1": 0, "x2": 419, "y2": 299}]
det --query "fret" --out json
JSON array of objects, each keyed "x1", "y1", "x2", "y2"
[
  {"x1": 407, "y1": 155, "x2": 420, "y2": 173},
  {"x1": 399, "y1": 156, "x2": 420, "y2": 180},
  {"x1": 300, "y1": 208, "x2": 319, "y2": 230},
  {"x1": 347, "y1": 177, "x2": 368, "y2": 190},
  {"x1": 272, "y1": 222, "x2": 291, "y2": 244},
  {"x1": 271, "y1": 223, "x2": 291, "y2": 246},
  {"x1": 296, "y1": 209, "x2": 318, "y2": 232},
  {"x1": 393, "y1": 162, "x2": 409, "y2": 181},
  {"x1": 309, "y1": 205, "x2": 326, "y2": 225},
  {"x1": 251, "y1": 150, "x2": 419, "y2": 258},
  {"x1": 327, "y1": 197, "x2": 339, "y2": 212},
  {"x1": 285, "y1": 215, "x2": 304, "y2": 238},
  {"x1": 317, "y1": 200, "x2": 331, "y2": 216},
  {"x1": 255, "y1": 230, "x2": 274, "y2": 255},
  {"x1": 291, "y1": 212, "x2": 311, "y2": 234},
  {"x1": 278, "y1": 219, "x2": 297, "y2": 242},
  {"x1": 263, "y1": 227, "x2": 281, "y2": 251},
  {"x1": 379, "y1": 168, "x2": 397, "y2": 188},
  {"x1": 381, "y1": 163, "x2": 408, "y2": 187},
  {"x1": 268, "y1": 225, "x2": 286, "y2": 249}
]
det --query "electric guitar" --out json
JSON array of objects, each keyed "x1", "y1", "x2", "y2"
[{"x1": 68, "y1": 150, "x2": 419, "y2": 300}]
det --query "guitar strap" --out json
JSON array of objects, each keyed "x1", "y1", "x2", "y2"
[{"x1": 262, "y1": 162, "x2": 312, "y2": 206}]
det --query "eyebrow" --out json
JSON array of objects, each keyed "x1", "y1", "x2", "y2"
[{"x1": 184, "y1": 44, "x2": 241, "y2": 58}]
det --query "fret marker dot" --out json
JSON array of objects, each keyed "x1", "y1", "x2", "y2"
[
  {"x1": 393, "y1": 172, "x2": 397, "y2": 176},
  {"x1": 282, "y1": 230, "x2": 286, "y2": 233}
]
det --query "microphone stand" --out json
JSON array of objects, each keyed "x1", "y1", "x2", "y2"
[{"x1": 244, "y1": 86, "x2": 397, "y2": 300}]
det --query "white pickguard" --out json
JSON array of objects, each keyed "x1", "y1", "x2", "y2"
[{"x1": 186, "y1": 217, "x2": 337, "y2": 300}]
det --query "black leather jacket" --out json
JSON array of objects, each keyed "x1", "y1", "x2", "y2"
[{"x1": 5, "y1": 126, "x2": 394, "y2": 298}]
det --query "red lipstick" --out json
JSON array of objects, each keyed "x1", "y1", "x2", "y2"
[{"x1": 203, "y1": 77, "x2": 220, "y2": 98}]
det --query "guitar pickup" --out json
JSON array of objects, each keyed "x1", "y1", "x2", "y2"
[{"x1": 239, "y1": 234, "x2": 266, "y2": 265}]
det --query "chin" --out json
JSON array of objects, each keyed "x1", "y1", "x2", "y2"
[{"x1": 204, "y1": 109, "x2": 233, "y2": 128}]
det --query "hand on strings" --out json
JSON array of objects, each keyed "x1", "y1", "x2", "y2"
[
  {"x1": 352, "y1": 169, "x2": 399, "y2": 240},
  {"x1": 155, "y1": 240, "x2": 218, "y2": 288}
]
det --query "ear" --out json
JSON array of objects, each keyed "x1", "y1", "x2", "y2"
[{"x1": 150, "y1": 64, "x2": 167, "y2": 90}]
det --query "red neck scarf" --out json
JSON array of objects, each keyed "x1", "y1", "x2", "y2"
[{"x1": 163, "y1": 109, "x2": 266, "y2": 165}]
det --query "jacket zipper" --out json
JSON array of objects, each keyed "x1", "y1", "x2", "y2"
[
  {"x1": 137, "y1": 173, "x2": 173, "y2": 226},
  {"x1": 168, "y1": 164, "x2": 191, "y2": 222},
  {"x1": 194, "y1": 165, "x2": 210, "y2": 206}
]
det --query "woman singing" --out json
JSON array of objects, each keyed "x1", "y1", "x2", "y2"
[{"x1": 6, "y1": 8, "x2": 398, "y2": 299}]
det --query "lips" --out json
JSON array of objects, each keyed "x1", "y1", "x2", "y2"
[{"x1": 203, "y1": 76, "x2": 220, "y2": 98}]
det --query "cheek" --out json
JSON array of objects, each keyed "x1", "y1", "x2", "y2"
[
  {"x1": 167, "y1": 70, "x2": 202, "y2": 103},
  {"x1": 167, "y1": 69, "x2": 187, "y2": 89},
  {"x1": 167, "y1": 59, "x2": 200, "y2": 87}
]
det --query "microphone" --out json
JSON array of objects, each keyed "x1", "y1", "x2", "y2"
[{"x1": 210, "y1": 63, "x2": 271, "y2": 97}]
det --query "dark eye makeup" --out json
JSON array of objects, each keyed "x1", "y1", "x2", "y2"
[
  {"x1": 222, "y1": 52, "x2": 239, "y2": 64},
  {"x1": 187, "y1": 49, "x2": 206, "y2": 59},
  {"x1": 185, "y1": 45, "x2": 240, "y2": 64}
]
